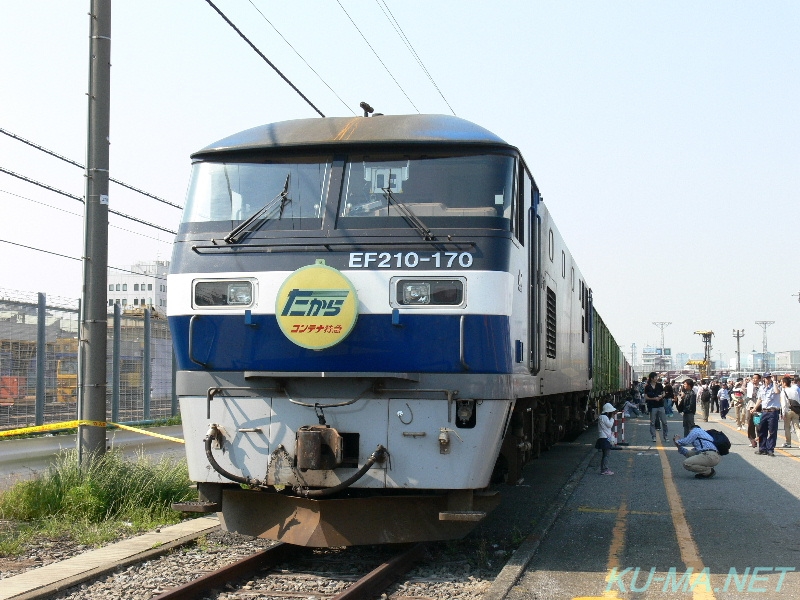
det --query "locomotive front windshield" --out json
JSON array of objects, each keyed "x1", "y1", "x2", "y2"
[
  {"x1": 338, "y1": 154, "x2": 516, "y2": 230},
  {"x1": 181, "y1": 158, "x2": 331, "y2": 230},
  {"x1": 180, "y1": 153, "x2": 516, "y2": 233}
]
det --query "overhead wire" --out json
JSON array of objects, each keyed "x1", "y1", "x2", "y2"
[
  {"x1": 374, "y1": 0, "x2": 455, "y2": 116},
  {"x1": 246, "y1": 0, "x2": 355, "y2": 116},
  {"x1": 0, "y1": 239, "x2": 168, "y2": 281},
  {"x1": 203, "y1": 0, "x2": 326, "y2": 118},
  {"x1": 334, "y1": 0, "x2": 420, "y2": 113},
  {"x1": 0, "y1": 127, "x2": 182, "y2": 210},
  {"x1": 0, "y1": 188, "x2": 171, "y2": 244},
  {"x1": 0, "y1": 166, "x2": 176, "y2": 235}
]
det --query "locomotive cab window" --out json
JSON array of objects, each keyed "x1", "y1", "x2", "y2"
[
  {"x1": 181, "y1": 157, "x2": 332, "y2": 233},
  {"x1": 337, "y1": 153, "x2": 516, "y2": 232}
]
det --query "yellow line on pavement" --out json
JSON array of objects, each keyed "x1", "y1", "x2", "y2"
[
  {"x1": 577, "y1": 506, "x2": 668, "y2": 516},
  {"x1": 598, "y1": 454, "x2": 634, "y2": 599},
  {"x1": 656, "y1": 440, "x2": 715, "y2": 600}
]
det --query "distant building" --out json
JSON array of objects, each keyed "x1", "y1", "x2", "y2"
[
  {"x1": 774, "y1": 351, "x2": 800, "y2": 372},
  {"x1": 641, "y1": 346, "x2": 672, "y2": 372},
  {"x1": 107, "y1": 261, "x2": 169, "y2": 314},
  {"x1": 746, "y1": 351, "x2": 775, "y2": 372}
]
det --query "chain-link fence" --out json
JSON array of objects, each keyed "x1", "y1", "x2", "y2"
[{"x1": 0, "y1": 290, "x2": 176, "y2": 431}]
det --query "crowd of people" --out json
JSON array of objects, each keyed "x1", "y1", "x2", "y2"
[{"x1": 598, "y1": 370, "x2": 800, "y2": 479}]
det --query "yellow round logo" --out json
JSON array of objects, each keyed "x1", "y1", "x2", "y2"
[{"x1": 275, "y1": 261, "x2": 359, "y2": 350}]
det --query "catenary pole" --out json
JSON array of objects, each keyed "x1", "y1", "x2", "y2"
[{"x1": 79, "y1": 0, "x2": 111, "y2": 460}]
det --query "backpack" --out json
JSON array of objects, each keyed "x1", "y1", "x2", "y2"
[
  {"x1": 701, "y1": 388, "x2": 711, "y2": 402},
  {"x1": 706, "y1": 429, "x2": 730, "y2": 456}
]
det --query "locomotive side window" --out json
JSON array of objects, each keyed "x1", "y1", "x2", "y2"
[
  {"x1": 181, "y1": 158, "x2": 331, "y2": 230},
  {"x1": 337, "y1": 154, "x2": 516, "y2": 230},
  {"x1": 548, "y1": 229, "x2": 554, "y2": 261}
]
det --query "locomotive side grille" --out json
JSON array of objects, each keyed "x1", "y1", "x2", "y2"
[{"x1": 546, "y1": 287, "x2": 557, "y2": 359}]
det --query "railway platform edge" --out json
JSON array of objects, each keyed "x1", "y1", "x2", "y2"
[{"x1": 0, "y1": 515, "x2": 219, "y2": 600}]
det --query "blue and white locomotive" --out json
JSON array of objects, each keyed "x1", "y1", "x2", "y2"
[{"x1": 168, "y1": 114, "x2": 629, "y2": 547}]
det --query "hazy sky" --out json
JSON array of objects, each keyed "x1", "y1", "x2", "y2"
[{"x1": 1, "y1": 1, "x2": 798, "y2": 365}]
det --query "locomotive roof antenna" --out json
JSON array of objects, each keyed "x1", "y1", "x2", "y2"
[
  {"x1": 360, "y1": 101, "x2": 374, "y2": 117},
  {"x1": 755, "y1": 321, "x2": 775, "y2": 372}
]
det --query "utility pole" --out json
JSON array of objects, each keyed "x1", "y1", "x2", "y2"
[
  {"x1": 732, "y1": 329, "x2": 745, "y2": 372},
  {"x1": 630, "y1": 343, "x2": 637, "y2": 373},
  {"x1": 755, "y1": 321, "x2": 775, "y2": 373},
  {"x1": 653, "y1": 321, "x2": 671, "y2": 370},
  {"x1": 79, "y1": 0, "x2": 111, "y2": 461}
]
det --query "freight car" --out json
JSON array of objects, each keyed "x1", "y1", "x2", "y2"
[{"x1": 168, "y1": 114, "x2": 630, "y2": 547}]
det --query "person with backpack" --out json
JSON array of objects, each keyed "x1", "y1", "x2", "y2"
[
  {"x1": 673, "y1": 424, "x2": 722, "y2": 479},
  {"x1": 698, "y1": 380, "x2": 712, "y2": 422}
]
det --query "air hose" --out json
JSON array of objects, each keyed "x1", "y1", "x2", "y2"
[
  {"x1": 204, "y1": 424, "x2": 388, "y2": 497},
  {"x1": 296, "y1": 444, "x2": 388, "y2": 498},
  {"x1": 204, "y1": 424, "x2": 269, "y2": 489}
]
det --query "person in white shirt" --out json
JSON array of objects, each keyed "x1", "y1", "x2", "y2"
[
  {"x1": 752, "y1": 373, "x2": 781, "y2": 456},
  {"x1": 596, "y1": 403, "x2": 617, "y2": 475},
  {"x1": 780, "y1": 375, "x2": 800, "y2": 448}
]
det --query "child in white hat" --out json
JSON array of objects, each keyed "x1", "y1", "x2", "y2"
[{"x1": 596, "y1": 402, "x2": 617, "y2": 475}]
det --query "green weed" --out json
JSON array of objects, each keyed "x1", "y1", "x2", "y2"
[{"x1": 0, "y1": 449, "x2": 196, "y2": 556}]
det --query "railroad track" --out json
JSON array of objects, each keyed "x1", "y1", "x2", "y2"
[{"x1": 152, "y1": 542, "x2": 427, "y2": 600}]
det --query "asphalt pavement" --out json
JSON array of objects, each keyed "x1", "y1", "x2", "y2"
[
  {"x1": 495, "y1": 410, "x2": 800, "y2": 600},
  {"x1": 0, "y1": 425, "x2": 186, "y2": 489}
]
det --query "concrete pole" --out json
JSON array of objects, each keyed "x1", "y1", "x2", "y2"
[
  {"x1": 35, "y1": 293, "x2": 46, "y2": 426},
  {"x1": 79, "y1": 0, "x2": 111, "y2": 460}
]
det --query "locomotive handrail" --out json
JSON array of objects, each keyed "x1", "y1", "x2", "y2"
[
  {"x1": 206, "y1": 385, "x2": 283, "y2": 419},
  {"x1": 189, "y1": 315, "x2": 208, "y2": 368},
  {"x1": 192, "y1": 240, "x2": 478, "y2": 253},
  {"x1": 244, "y1": 371, "x2": 419, "y2": 381},
  {"x1": 283, "y1": 384, "x2": 372, "y2": 409},
  {"x1": 459, "y1": 315, "x2": 470, "y2": 371}
]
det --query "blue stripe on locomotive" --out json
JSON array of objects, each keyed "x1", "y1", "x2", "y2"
[{"x1": 169, "y1": 313, "x2": 511, "y2": 373}]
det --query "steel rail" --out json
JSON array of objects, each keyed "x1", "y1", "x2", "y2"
[
  {"x1": 330, "y1": 543, "x2": 427, "y2": 600},
  {"x1": 151, "y1": 542, "x2": 301, "y2": 600}
]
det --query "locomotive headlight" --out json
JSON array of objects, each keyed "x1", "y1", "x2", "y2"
[
  {"x1": 194, "y1": 280, "x2": 255, "y2": 307},
  {"x1": 394, "y1": 278, "x2": 465, "y2": 307}
]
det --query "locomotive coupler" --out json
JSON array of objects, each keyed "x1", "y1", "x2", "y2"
[{"x1": 295, "y1": 424, "x2": 344, "y2": 471}]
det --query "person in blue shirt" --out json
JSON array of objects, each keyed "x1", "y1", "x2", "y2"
[{"x1": 673, "y1": 425, "x2": 720, "y2": 479}]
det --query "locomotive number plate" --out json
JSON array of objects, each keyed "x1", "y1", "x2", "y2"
[{"x1": 348, "y1": 251, "x2": 473, "y2": 269}]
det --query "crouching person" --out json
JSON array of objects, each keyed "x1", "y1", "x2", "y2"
[{"x1": 672, "y1": 425, "x2": 720, "y2": 479}]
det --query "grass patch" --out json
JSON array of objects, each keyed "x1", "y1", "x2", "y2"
[{"x1": 0, "y1": 449, "x2": 197, "y2": 557}]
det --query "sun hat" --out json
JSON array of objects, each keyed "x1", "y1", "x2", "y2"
[{"x1": 602, "y1": 402, "x2": 616, "y2": 413}]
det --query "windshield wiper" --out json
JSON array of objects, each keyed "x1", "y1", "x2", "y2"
[
  {"x1": 383, "y1": 187, "x2": 435, "y2": 241},
  {"x1": 223, "y1": 173, "x2": 291, "y2": 244}
]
